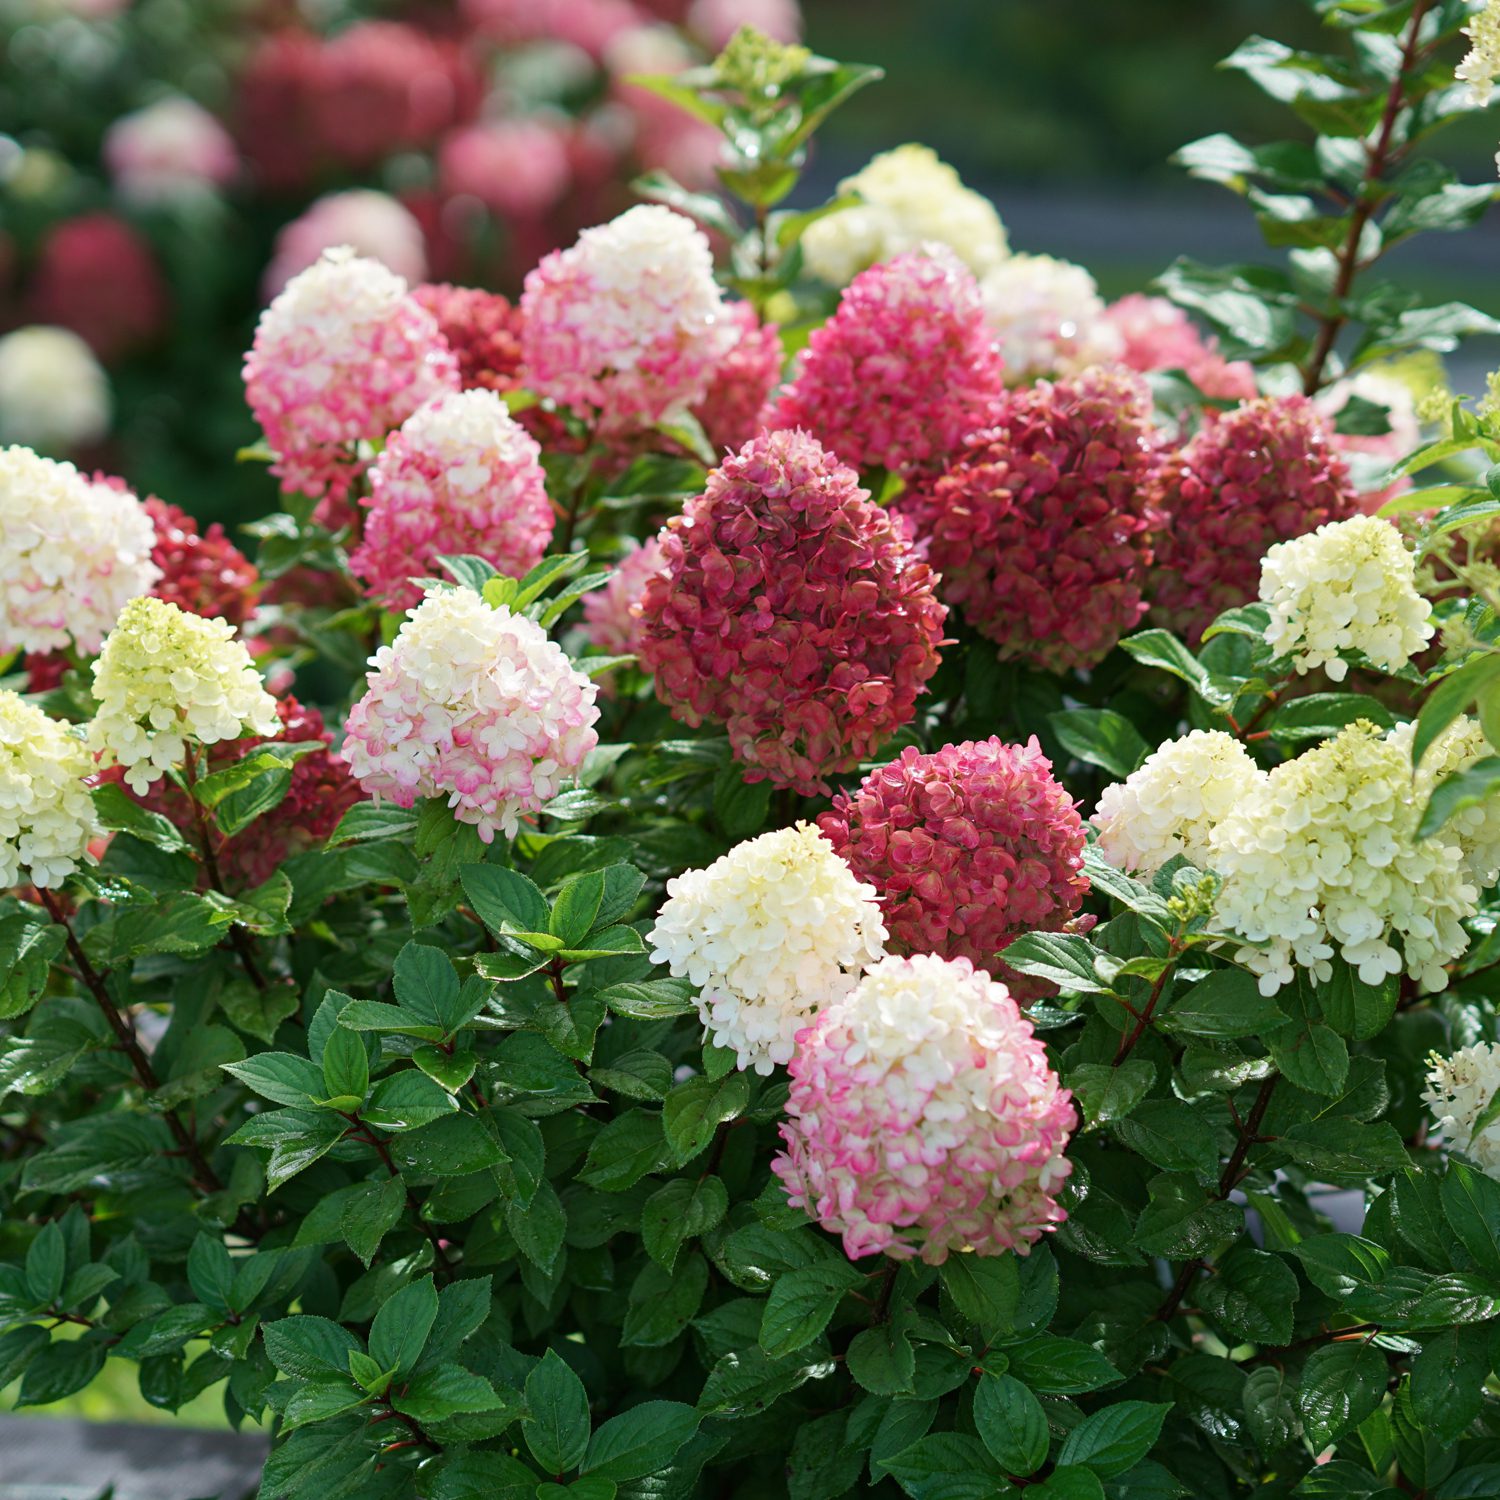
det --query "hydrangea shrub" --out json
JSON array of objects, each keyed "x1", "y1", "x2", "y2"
[{"x1": 7, "y1": 12, "x2": 1500, "y2": 1500}]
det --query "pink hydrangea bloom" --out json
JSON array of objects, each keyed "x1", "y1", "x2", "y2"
[
  {"x1": 342, "y1": 585, "x2": 599, "y2": 842},
  {"x1": 906, "y1": 367, "x2": 1160, "y2": 673},
  {"x1": 412, "y1": 283, "x2": 525, "y2": 393},
  {"x1": 583, "y1": 534, "x2": 668, "y2": 658},
  {"x1": 607, "y1": 24, "x2": 721, "y2": 187},
  {"x1": 243, "y1": 246, "x2": 460, "y2": 507},
  {"x1": 765, "y1": 247, "x2": 1004, "y2": 475},
  {"x1": 104, "y1": 97, "x2": 239, "y2": 205},
  {"x1": 687, "y1": 0, "x2": 802, "y2": 49},
  {"x1": 773, "y1": 952, "x2": 1075, "y2": 1264},
  {"x1": 1149, "y1": 394, "x2": 1360, "y2": 644},
  {"x1": 1104, "y1": 294, "x2": 1256, "y2": 401},
  {"x1": 693, "y1": 302, "x2": 783, "y2": 454},
  {"x1": 261, "y1": 191, "x2": 429, "y2": 299},
  {"x1": 350, "y1": 390, "x2": 554, "y2": 611},
  {"x1": 819, "y1": 737, "x2": 1087, "y2": 999},
  {"x1": 29, "y1": 214, "x2": 168, "y2": 361},
  {"x1": 439, "y1": 118, "x2": 572, "y2": 219},
  {"x1": 460, "y1": 0, "x2": 643, "y2": 58},
  {"x1": 636, "y1": 429, "x2": 947, "y2": 795},
  {"x1": 520, "y1": 204, "x2": 733, "y2": 432}
]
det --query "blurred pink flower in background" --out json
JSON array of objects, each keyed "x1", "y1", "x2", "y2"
[
  {"x1": 439, "y1": 117, "x2": 573, "y2": 219},
  {"x1": 29, "y1": 213, "x2": 168, "y2": 360},
  {"x1": 607, "y1": 24, "x2": 721, "y2": 185},
  {"x1": 686, "y1": 0, "x2": 802, "y2": 49},
  {"x1": 262, "y1": 191, "x2": 429, "y2": 298},
  {"x1": 104, "y1": 97, "x2": 239, "y2": 206},
  {"x1": 460, "y1": 0, "x2": 645, "y2": 58}
]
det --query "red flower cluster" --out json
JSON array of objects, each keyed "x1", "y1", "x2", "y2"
[
  {"x1": 1149, "y1": 394, "x2": 1359, "y2": 643},
  {"x1": 412, "y1": 283, "x2": 526, "y2": 393},
  {"x1": 693, "y1": 302, "x2": 783, "y2": 454},
  {"x1": 766, "y1": 248, "x2": 1003, "y2": 475},
  {"x1": 907, "y1": 368, "x2": 1160, "y2": 673},
  {"x1": 29, "y1": 214, "x2": 169, "y2": 360},
  {"x1": 237, "y1": 24, "x2": 478, "y2": 189},
  {"x1": 637, "y1": 429, "x2": 947, "y2": 795},
  {"x1": 139, "y1": 495, "x2": 259, "y2": 628},
  {"x1": 102, "y1": 696, "x2": 362, "y2": 892},
  {"x1": 819, "y1": 737, "x2": 1087, "y2": 1000}
]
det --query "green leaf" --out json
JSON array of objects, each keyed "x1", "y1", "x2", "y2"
[
  {"x1": 1280, "y1": 1119, "x2": 1409, "y2": 1185},
  {"x1": 1410, "y1": 1322, "x2": 1490, "y2": 1444},
  {"x1": 1113, "y1": 1100, "x2": 1219, "y2": 1178},
  {"x1": 1004, "y1": 1335, "x2": 1122, "y2": 1395},
  {"x1": 662, "y1": 1073, "x2": 751, "y2": 1163},
  {"x1": 599, "y1": 978, "x2": 698, "y2": 1020},
  {"x1": 360, "y1": 1071, "x2": 460, "y2": 1130},
  {"x1": 1031, "y1": 1470, "x2": 1106, "y2": 1500},
  {"x1": 641, "y1": 1176, "x2": 728, "y2": 1271},
  {"x1": 622, "y1": 1254, "x2": 709, "y2": 1348},
  {"x1": 1266, "y1": 987, "x2": 1349, "y2": 1096},
  {"x1": 1413, "y1": 655, "x2": 1500, "y2": 767},
  {"x1": 1135, "y1": 1175, "x2": 1242, "y2": 1259},
  {"x1": 428, "y1": 1453, "x2": 540, "y2": 1500},
  {"x1": 320, "y1": 1025, "x2": 369, "y2": 1106},
  {"x1": 846, "y1": 1317, "x2": 916, "y2": 1396},
  {"x1": 1198, "y1": 1248, "x2": 1298, "y2": 1345},
  {"x1": 881, "y1": 1433, "x2": 1005, "y2": 1500},
  {"x1": 223, "y1": 1051, "x2": 326, "y2": 1108},
  {"x1": 1056, "y1": 1402, "x2": 1171, "y2": 1479},
  {"x1": 399, "y1": 1363, "x2": 509, "y2": 1425},
  {"x1": 461, "y1": 864, "x2": 551, "y2": 938},
  {"x1": 1298, "y1": 1341, "x2": 1387, "y2": 1447},
  {"x1": 186, "y1": 1233, "x2": 235, "y2": 1313},
  {"x1": 1119, "y1": 629, "x2": 1231, "y2": 704},
  {"x1": 226, "y1": 1107, "x2": 347, "y2": 1191},
  {"x1": 714, "y1": 764, "x2": 773, "y2": 840},
  {"x1": 1159, "y1": 968, "x2": 1285, "y2": 1039},
  {"x1": 582, "y1": 1400, "x2": 700, "y2": 1483},
  {"x1": 24, "y1": 1220, "x2": 65, "y2": 1307},
  {"x1": 280, "y1": 1377, "x2": 368, "y2": 1433},
  {"x1": 1067, "y1": 1060, "x2": 1156, "y2": 1126},
  {"x1": 1441, "y1": 1161, "x2": 1500, "y2": 1275},
  {"x1": 524, "y1": 1348, "x2": 592, "y2": 1474},
  {"x1": 262, "y1": 1315, "x2": 362, "y2": 1378},
  {"x1": 973, "y1": 1372, "x2": 1049, "y2": 1476},
  {"x1": 1318, "y1": 958, "x2": 1398, "y2": 1041},
  {"x1": 90, "y1": 782, "x2": 190, "y2": 851},
  {"x1": 1269, "y1": 692, "x2": 1397, "y2": 746},
  {"x1": 340, "y1": 1177, "x2": 406, "y2": 1266},
  {"x1": 17, "y1": 1337, "x2": 107, "y2": 1406},
  {"x1": 22, "y1": 1113, "x2": 175, "y2": 1194},
  {"x1": 759, "y1": 1263, "x2": 865, "y2": 1357},
  {"x1": 389, "y1": 1112, "x2": 507, "y2": 1176},
  {"x1": 0, "y1": 914, "x2": 64, "y2": 1022},
  {"x1": 1050, "y1": 709, "x2": 1150, "y2": 779},
  {"x1": 368, "y1": 1275, "x2": 438, "y2": 1377},
  {"x1": 999, "y1": 932, "x2": 1113, "y2": 995},
  {"x1": 579, "y1": 1109, "x2": 669, "y2": 1192},
  {"x1": 214, "y1": 765, "x2": 293, "y2": 839},
  {"x1": 550, "y1": 871, "x2": 606, "y2": 946},
  {"x1": 939, "y1": 1255, "x2": 1020, "y2": 1342},
  {"x1": 1419, "y1": 755, "x2": 1500, "y2": 840}
]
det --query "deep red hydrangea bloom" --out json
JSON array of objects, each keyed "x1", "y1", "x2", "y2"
[
  {"x1": 637, "y1": 428, "x2": 947, "y2": 795},
  {"x1": 412, "y1": 283, "x2": 525, "y2": 393},
  {"x1": 138, "y1": 495, "x2": 259, "y2": 627},
  {"x1": 819, "y1": 737, "x2": 1087, "y2": 1000},
  {"x1": 29, "y1": 214, "x2": 169, "y2": 360},
  {"x1": 906, "y1": 368, "x2": 1161, "y2": 674},
  {"x1": 101, "y1": 696, "x2": 362, "y2": 891},
  {"x1": 1148, "y1": 394, "x2": 1359, "y2": 644},
  {"x1": 693, "y1": 302, "x2": 783, "y2": 454},
  {"x1": 765, "y1": 247, "x2": 1003, "y2": 475}
]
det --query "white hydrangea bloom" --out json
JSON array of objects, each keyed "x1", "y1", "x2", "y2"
[
  {"x1": 341, "y1": 586, "x2": 599, "y2": 843},
  {"x1": 0, "y1": 328, "x2": 111, "y2": 452},
  {"x1": 1260, "y1": 515, "x2": 1433, "y2": 681},
  {"x1": 0, "y1": 449, "x2": 160, "y2": 656},
  {"x1": 647, "y1": 822, "x2": 888, "y2": 1074},
  {"x1": 0, "y1": 690, "x2": 101, "y2": 889},
  {"x1": 88, "y1": 597, "x2": 280, "y2": 793},
  {"x1": 1425, "y1": 1042, "x2": 1500, "y2": 1176},
  {"x1": 1400, "y1": 715, "x2": 1500, "y2": 890},
  {"x1": 1210, "y1": 722, "x2": 1477, "y2": 995},
  {"x1": 801, "y1": 144, "x2": 1009, "y2": 287},
  {"x1": 978, "y1": 253, "x2": 1122, "y2": 383},
  {"x1": 1092, "y1": 730, "x2": 1264, "y2": 876},
  {"x1": 1458, "y1": 1, "x2": 1500, "y2": 104}
]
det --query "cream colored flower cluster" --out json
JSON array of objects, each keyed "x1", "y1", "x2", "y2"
[
  {"x1": 0, "y1": 448, "x2": 159, "y2": 656},
  {"x1": 1425, "y1": 1041, "x2": 1500, "y2": 1176},
  {"x1": 0, "y1": 329, "x2": 112, "y2": 453},
  {"x1": 801, "y1": 144, "x2": 1010, "y2": 287},
  {"x1": 978, "y1": 253, "x2": 1122, "y2": 383},
  {"x1": 1212, "y1": 723, "x2": 1476, "y2": 994},
  {"x1": 1458, "y1": 1, "x2": 1500, "y2": 104},
  {"x1": 1096, "y1": 718, "x2": 1500, "y2": 996},
  {"x1": 1260, "y1": 515, "x2": 1433, "y2": 681},
  {"x1": 1092, "y1": 730, "x2": 1262, "y2": 875},
  {"x1": 88, "y1": 597, "x2": 279, "y2": 793},
  {"x1": 341, "y1": 586, "x2": 599, "y2": 843},
  {"x1": 0, "y1": 690, "x2": 100, "y2": 890},
  {"x1": 647, "y1": 823, "x2": 888, "y2": 1074}
]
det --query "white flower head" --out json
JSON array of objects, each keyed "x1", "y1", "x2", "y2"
[
  {"x1": 802, "y1": 144, "x2": 1009, "y2": 287},
  {"x1": 1458, "y1": 1, "x2": 1500, "y2": 104},
  {"x1": 1260, "y1": 514, "x2": 1433, "y2": 681},
  {"x1": 0, "y1": 690, "x2": 101, "y2": 889},
  {"x1": 1092, "y1": 729, "x2": 1264, "y2": 876},
  {"x1": 0, "y1": 449, "x2": 159, "y2": 656},
  {"x1": 979, "y1": 253, "x2": 1122, "y2": 383},
  {"x1": 88, "y1": 596, "x2": 280, "y2": 793},
  {"x1": 1426, "y1": 1041, "x2": 1500, "y2": 1176},
  {"x1": 1211, "y1": 722, "x2": 1478, "y2": 995},
  {"x1": 0, "y1": 328, "x2": 111, "y2": 452},
  {"x1": 647, "y1": 822, "x2": 888, "y2": 1074}
]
